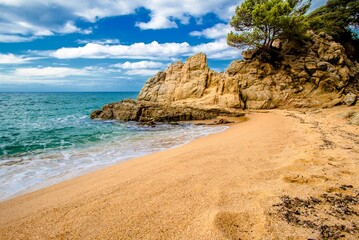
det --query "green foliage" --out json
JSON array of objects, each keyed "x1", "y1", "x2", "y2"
[
  {"x1": 307, "y1": 0, "x2": 359, "y2": 41},
  {"x1": 227, "y1": 0, "x2": 311, "y2": 51}
]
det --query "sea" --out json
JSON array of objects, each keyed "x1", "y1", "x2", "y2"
[{"x1": 0, "y1": 92, "x2": 227, "y2": 201}]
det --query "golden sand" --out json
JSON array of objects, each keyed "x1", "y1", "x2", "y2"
[{"x1": 0, "y1": 107, "x2": 358, "y2": 239}]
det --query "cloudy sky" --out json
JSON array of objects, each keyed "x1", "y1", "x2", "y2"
[{"x1": 0, "y1": 0, "x2": 326, "y2": 92}]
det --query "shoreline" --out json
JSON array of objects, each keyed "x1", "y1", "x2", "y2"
[
  {"x1": 0, "y1": 107, "x2": 358, "y2": 239},
  {"x1": 0, "y1": 121, "x2": 231, "y2": 203}
]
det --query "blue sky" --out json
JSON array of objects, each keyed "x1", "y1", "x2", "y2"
[{"x1": 0, "y1": 0, "x2": 326, "y2": 92}]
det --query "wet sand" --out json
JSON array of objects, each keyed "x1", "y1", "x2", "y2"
[{"x1": 0, "y1": 107, "x2": 358, "y2": 239}]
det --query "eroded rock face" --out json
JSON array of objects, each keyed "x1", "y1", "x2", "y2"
[
  {"x1": 92, "y1": 32, "x2": 359, "y2": 122},
  {"x1": 136, "y1": 32, "x2": 358, "y2": 110},
  {"x1": 138, "y1": 53, "x2": 211, "y2": 103},
  {"x1": 138, "y1": 53, "x2": 244, "y2": 109}
]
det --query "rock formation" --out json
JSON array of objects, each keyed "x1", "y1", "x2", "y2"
[
  {"x1": 92, "y1": 32, "x2": 358, "y2": 122},
  {"x1": 91, "y1": 99, "x2": 244, "y2": 122}
]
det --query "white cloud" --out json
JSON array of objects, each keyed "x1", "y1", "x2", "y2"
[
  {"x1": 58, "y1": 21, "x2": 92, "y2": 35},
  {"x1": 0, "y1": 53, "x2": 34, "y2": 64},
  {"x1": 0, "y1": 20, "x2": 91, "y2": 42},
  {"x1": 190, "y1": 23, "x2": 231, "y2": 39},
  {"x1": 0, "y1": 0, "x2": 25, "y2": 6},
  {"x1": 136, "y1": 14, "x2": 178, "y2": 30},
  {"x1": 0, "y1": 0, "x2": 326, "y2": 39},
  {"x1": 76, "y1": 39, "x2": 121, "y2": 45},
  {"x1": 49, "y1": 41, "x2": 191, "y2": 59},
  {"x1": 0, "y1": 74, "x2": 68, "y2": 84},
  {"x1": 192, "y1": 39, "x2": 239, "y2": 59},
  {"x1": 47, "y1": 40, "x2": 238, "y2": 60},
  {"x1": 0, "y1": 34, "x2": 37, "y2": 43},
  {"x1": 70, "y1": 1, "x2": 141, "y2": 22},
  {"x1": 0, "y1": 2, "x2": 93, "y2": 42},
  {"x1": 124, "y1": 69, "x2": 161, "y2": 76},
  {"x1": 111, "y1": 60, "x2": 166, "y2": 76},
  {"x1": 14, "y1": 67, "x2": 90, "y2": 78},
  {"x1": 134, "y1": 0, "x2": 237, "y2": 30},
  {"x1": 0, "y1": 63, "x2": 157, "y2": 88},
  {"x1": 112, "y1": 61, "x2": 165, "y2": 69},
  {"x1": 0, "y1": 0, "x2": 238, "y2": 41},
  {"x1": 0, "y1": 65, "x2": 119, "y2": 85},
  {"x1": 84, "y1": 66, "x2": 122, "y2": 73},
  {"x1": 0, "y1": 21, "x2": 53, "y2": 37},
  {"x1": 16, "y1": 21, "x2": 54, "y2": 36}
]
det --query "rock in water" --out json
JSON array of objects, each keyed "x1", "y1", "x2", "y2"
[{"x1": 90, "y1": 99, "x2": 244, "y2": 122}]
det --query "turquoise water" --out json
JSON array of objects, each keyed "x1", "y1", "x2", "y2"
[
  {"x1": 0, "y1": 92, "x2": 226, "y2": 201},
  {"x1": 0, "y1": 92, "x2": 138, "y2": 158}
]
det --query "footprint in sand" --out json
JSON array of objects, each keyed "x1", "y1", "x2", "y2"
[{"x1": 213, "y1": 211, "x2": 265, "y2": 239}]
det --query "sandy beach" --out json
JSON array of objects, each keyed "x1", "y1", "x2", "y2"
[{"x1": 0, "y1": 107, "x2": 358, "y2": 239}]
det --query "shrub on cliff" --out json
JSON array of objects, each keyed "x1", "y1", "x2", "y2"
[
  {"x1": 307, "y1": 0, "x2": 358, "y2": 40},
  {"x1": 227, "y1": 0, "x2": 311, "y2": 56},
  {"x1": 307, "y1": 0, "x2": 359, "y2": 59}
]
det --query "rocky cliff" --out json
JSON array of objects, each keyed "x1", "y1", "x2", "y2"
[{"x1": 92, "y1": 32, "x2": 358, "y2": 122}]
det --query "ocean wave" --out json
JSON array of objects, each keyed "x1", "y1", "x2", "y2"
[{"x1": 0, "y1": 122, "x2": 227, "y2": 201}]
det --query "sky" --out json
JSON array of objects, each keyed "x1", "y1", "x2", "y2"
[{"x1": 0, "y1": 0, "x2": 327, "y2": 92}]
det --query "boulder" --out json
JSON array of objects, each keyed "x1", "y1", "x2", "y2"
[
  {"x1": 344, "y1": 93, "x2": 357, "y2": 106},
  {"x1": 305, "y1": 62, "x2": 317, "y2": 75},
  {"x1": 349, "y1": 112, "x2": 359, "y2": 125},
  {"x1": 226, "y1": 60, "x2": 245, "y2": 76},
  {"x1": 242, "y1": 50, "x2": 256, "y2": 60},
  {"x1": 317, "y1": 62, "x2": 328, "y2": 71},
  {"x1": 216, "y1": 119, "x2": 234, "y2": 124}
]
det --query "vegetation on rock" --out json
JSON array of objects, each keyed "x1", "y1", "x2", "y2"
[
  {"x1": 227, "y1": 0, "x2": 359, "y2": 60},
  {"x1": 227, "y1": 0, "x2": 311, "y2": 55},
  {"x1": 307, "y1": 0, "x2": 359, "y2": 59},
  {"x1": 307, "y1": 0, "x2": 358, "y2": 41}
]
